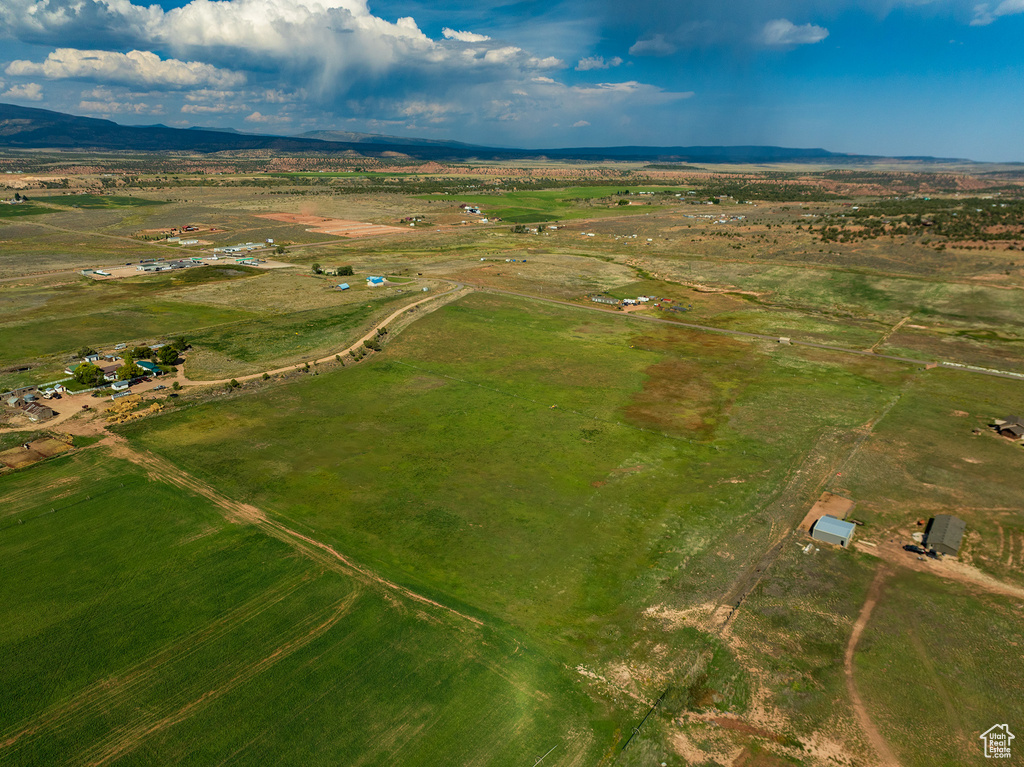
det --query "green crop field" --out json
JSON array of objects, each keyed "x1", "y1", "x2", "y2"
[
  {"x1": 0, "y1": 203, "x2": 49, "y2": 218},
  {"x1": 421, "y1": 186, "x2": 689, "y2": 223},
  {"x1": 0, "y1": 449, "x2": 604, "y2": 766},
  {"x1": 38, "y1": 194, "x2": 167, "y2": 209}
]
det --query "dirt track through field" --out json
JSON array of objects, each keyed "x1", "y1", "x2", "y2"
[
  {"x1": 78, "y1": 592, "x2": 360, "y2": 767},
  {"x1": 0, "y1": 577, "x2": 313, "y2": 757},
  {"x1": 103, "y1": 435, "x2": 482, "y2": 626},
  {"x1": 845, "y1": 566, "x2": 901, "y2": 767}
]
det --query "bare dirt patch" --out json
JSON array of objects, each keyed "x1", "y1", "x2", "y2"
[
  {"x1": 797, "y1": 491, "x2": 855, "y2": 534},
  {"x1": 256, "y1": 213, "x2": 412, "y2": 238}
]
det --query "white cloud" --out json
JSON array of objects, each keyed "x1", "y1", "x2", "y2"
[
  {"x1": 181, "y1": 103, "x2": 237, "y2": 114},
  {"x1": 760, "y1": 19, "x2": 829, "y2": 46},
  {"x1": 571, "y1": 120, "x2": 590, "y2": 128},
  {"x1": 245, "y1": 111, "x2": 287, "y2": 123},
  {"x1": 6, "y1": 49, "x2": 244, "y2": 89},
  {"x1": 78, "y1": 88, "x2": 163, "y2": 114},
  {"x1": 629, "y1": 35, "x2": 677, "y2": 57},
  {"x1": 576, "y1": 55, "x2": 623, "y2": 71},
  {"x1": 442, "y1": 28, "x2": 490, "y2": 42},
  {"x1": 2, "y1": 82, "x2": 44, "y2": 101},
  {"x1": 971, "y1": 0, "x2": 1024, "y2": 24}
]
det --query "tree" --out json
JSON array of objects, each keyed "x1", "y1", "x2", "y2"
[
  {"x1": 171, "y1": 337, "x2": 188, "y2": 352},
  {"x1": 311, "y1": 263, "x2": 323, "y2": 275},
  {"x1": 275, "y1": 244, "x2": 286, "y2": 255},
  {"x1": 73, "y1": 362, "x2": 104, "y2": 387},
  {"x1": 157, "y1": 346, "x2": 179, "y2": 366},
  {"x1": 262, "y1": 372, "x2": 270, "y2": 381},
  {"x1": 172, "y1": 381, "x2": 181, "y2": 391},
  {"x1": 336, "y1": 265, "x2": 354, "y2": 276},
  {"x1": 117, "y1": 360, "x2": 144, "y2": 381},
  {"x1": 77, "y1": 346, "x2": 97, "y2": 358},
  {"x1": 132, "y1": 345, "x2": 154, "y2": 360}
]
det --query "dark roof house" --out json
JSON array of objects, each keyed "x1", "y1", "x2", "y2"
[
  {"x1": 925, "y1": 514, "x2": 966, "y2": 556},
  {"x1": 999, "y1": 424, "x2": 1024, "y2": 439}
]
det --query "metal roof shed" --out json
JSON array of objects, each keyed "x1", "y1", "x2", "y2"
[
  {"x1": 811, "y1": 515, "x2": 856, "y2": 547},
  {"x1": 926, "y1": 515, "x2": 966, "y2": 556}
]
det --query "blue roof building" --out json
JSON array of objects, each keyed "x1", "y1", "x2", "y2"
[
  {"x1": 367, "y1": 276, "x2": 385, "y2": 286},
  {"x1": 337, "y1": 283, "x2": 350, "y2": 290},
  {"x1": 136, "y1": 360, "x2": 162, "y2": 376},
  {"x1": 812, "y1": 515, "x2": 856, "y2": 548}
]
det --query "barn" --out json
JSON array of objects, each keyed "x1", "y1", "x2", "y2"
[
  {"x1": 925, "y1": 515, "x2": 966, "y2": 556},
  {"x1": 811, "y1": 515, "x2": 856, "y2": 548}
]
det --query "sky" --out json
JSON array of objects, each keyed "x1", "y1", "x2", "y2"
[{"x1": 1, "y1": 0, "x2": 1022, "y2": 160}]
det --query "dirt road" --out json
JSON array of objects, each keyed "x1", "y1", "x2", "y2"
[{"x1": 846, "y1": 566, "x2": 901, "y2": 767}]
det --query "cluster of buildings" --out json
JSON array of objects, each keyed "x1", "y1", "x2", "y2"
[
  {"x1": 136, "y1": 258, "x2": 202, "y2": 273},
  {"x1": 213, "y1": 240, "x2": 272, "y2": 255},
  {"x1": 802, "y1": 491, "x2": 967, "y2": 558},
  {"x1": 589, "y1": 295, "x2": 694, "y2": 313},
  {"x1": 64, "y1": 347, "x2": 166, "y2": 395},
  {"x1": 4, "y1": 392, "x2": 57, "y2": 422}
]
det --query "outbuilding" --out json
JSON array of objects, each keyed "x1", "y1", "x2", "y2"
[
  {"x1": 367, "y1": 276, "x2": 385, "y2": 286},
  {"x1": 811, "y1": 515, "x2": 856, "y2": 547},
  {"x1": 337, "y1": 283, "x2": 350, "y2": 290},
  {"x1": 925, "y1": 514, "x2": 966, "y2": 556},
  {"x1": 111, "y1": 380, "x2": 131, "y2": 392}
]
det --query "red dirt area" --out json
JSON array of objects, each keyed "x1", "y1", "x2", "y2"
[
  {"x1": 256, "y1": 213, "x2": 413, "y2": 238},
  {"x1": 797, "y1": 491, "x2": 855, "y2": 534},
  {"x1": 0, "y1": 437, "x2": 72, "y2": 471}
]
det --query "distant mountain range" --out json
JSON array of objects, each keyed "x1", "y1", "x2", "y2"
[{"x1": 0, "y1": 102, "x2": 966, "y2": 164}]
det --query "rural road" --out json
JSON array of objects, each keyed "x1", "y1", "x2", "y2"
[{"x1": 846, "y1": 567, "x2": 901, "y2": 767}]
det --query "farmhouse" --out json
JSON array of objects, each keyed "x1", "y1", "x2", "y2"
[
  {"x1": 994, "y1": 415, "x2": 1024, "y2": 439},
  {"x1": 367, "y1": 276, "x2": 385, "y2": 286},
  {"x1": 135, "y1": 360, "x2": 162, "y2": 376},
  {"x1": 811, "y1": 515, "x2": 856, "y2": 547},
  {"x1": 925, "y1": 514, "x2": 966, "y2": 556}
]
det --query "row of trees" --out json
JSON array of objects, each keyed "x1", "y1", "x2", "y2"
[{"x1": 311, "y1": 264, "x2": 354, "y2": 276}]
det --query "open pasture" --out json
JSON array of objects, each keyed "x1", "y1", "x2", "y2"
[
  {"x1": 829, "y1": 370, "x2": 1024, "y2": 587},
  {"x1": 122, "y1": 292, "x2": 911, "y2": 744},
  {"x1": 37, "y1": 194, "x2": 166, "y2": 210},
  {"x1": 0, "y1": 448, "x2": 604, "y2": 766},
  {"x1": 420, "y1": 186, "x2": 689, "y2": 223},
  {"x1": 855, "y1": 569, "x2": 1024, "y2": 767}
]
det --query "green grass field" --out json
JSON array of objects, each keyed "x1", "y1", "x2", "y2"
[
  {"x1": 0, "y1": 449, "x2": 605, "y2": 766},
  {"x1": 0, "y1": 203, "x2": 49, "y2": 218},
  {"x1": 422, "y1": 186, "x2": 688, "y2": 223},
  {"x1": 183, "y1": 290, "x2": 414, "y2": 378},
  {"x1": 830, "y1": 370, "x2": 1024, "y2": 586},
  {"x1": 856, "y1": 569, "x2": 1024, "y2": 767},
  {"x1": 119, "y1": 292, "x2": 915, "y2": 757},
  {"x1": 38, "y1": 194, "x2": 167, "y2": 209}
]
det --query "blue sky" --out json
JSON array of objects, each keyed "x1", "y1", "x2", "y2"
[{"x1": 1, "y1": 0, "x2": 1021, "y2": 160}]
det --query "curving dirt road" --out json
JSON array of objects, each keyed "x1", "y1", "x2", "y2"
[{"x1": 846, "y1": 566, "x2": 901, "y2": 767}]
